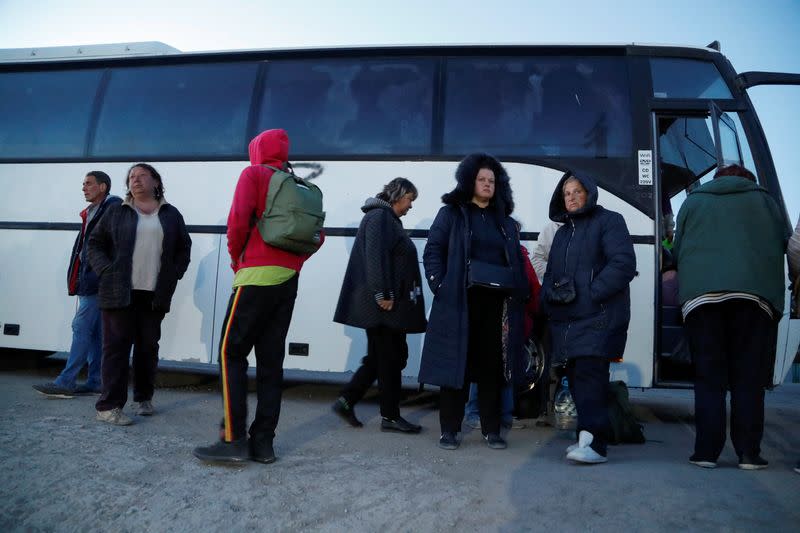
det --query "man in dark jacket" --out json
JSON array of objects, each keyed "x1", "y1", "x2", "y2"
[
  {"x1": 674, "y1": 164, "x2": 789, "y2": 470},
  {"x1": 33, "y1": 171, "x2": 120, "y2": 398},
  {"x1": 193, "y1": 129, "x2": 324, "y2": 464}
]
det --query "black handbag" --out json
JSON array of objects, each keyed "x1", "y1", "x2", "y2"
[
  {"x1": 548, "y1": 276, "x2": 576, "y2": 304},
  {"x1": 467, "y1": 260, "x2": 516, "y2": 292}
]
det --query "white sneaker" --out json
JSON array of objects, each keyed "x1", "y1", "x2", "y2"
[
  {"x1": 566, "y1": 442, "x2": 579, "y2": 454},
  {"x1": 96, "y1": 408, "x2": 133, "y2": 426},
  {"x1": 566, "y1": 430, "x2": 607, "y2": 464}
]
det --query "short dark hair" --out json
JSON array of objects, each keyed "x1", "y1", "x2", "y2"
[
  {"x1": 125, "y1": 163, "x2": 164, "y2": 200},
  {"x1": 376, "y1": 177, "x2": 418, "y2": 204},
  {"x1": 87, "y1": 171, "x2": 111, "y2": 195},
  {"x1": 714, "y1": 164, "x2": 756, "y2": 182}
]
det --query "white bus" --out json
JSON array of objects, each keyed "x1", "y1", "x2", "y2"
[{"x1": 1, "y1": 41, "x2": 798, "y2": 389}]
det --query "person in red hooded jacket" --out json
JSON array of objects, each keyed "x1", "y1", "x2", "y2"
[{"x1": 194, "y1": 129, "x2": 324, "y2": 464}]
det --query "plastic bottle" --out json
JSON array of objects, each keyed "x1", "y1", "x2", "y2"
[{"x1": 553, "y1": 377, "x2": 577, "y2": 431}]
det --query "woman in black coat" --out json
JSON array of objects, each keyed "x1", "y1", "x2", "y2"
[
  {"x1": 87, "y1": 163, "x2": 191, "y2": 426},
  {"x1": 419, "y1": 153, "x2": 528, "y2": 451},
  {"x1": 332, "y1": 178, "x2": 427, "y2": 433},
  {"x1": 541, "y1": 171, "x2": 636, "y2": 464}
]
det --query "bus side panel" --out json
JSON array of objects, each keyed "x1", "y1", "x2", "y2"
[
  {"x1": 611, "y1": 243, "x2": 655, "y2": 388},
  {"x1": 158, "y1": 233, "x2": 220, "y2": 365},
  {"x1": 774, "y1": 287, "x2": 800, "y2": 384},
  {"x1": 0, "y1": 229, "x2": 75, "y2": 351}
]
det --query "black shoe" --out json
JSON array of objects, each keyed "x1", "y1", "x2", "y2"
[
  {"x1": 73, "y1": 383, "x2": 102, "y2": 395},
  {"x1": 484, "y1": 433, "x2": 508, "y2": 450},
  {"x1": 332, "y1": 397, "x2": 363, "y2": 428},
  {"x1": 32, "y1": 382, "x2": 74, "y2": 398},
  {"x1": 438, "y1": 431, "x2": 459, "y2": 450},
  {"x1": 193, "y1": 438, "x2": 249, "y2": 464},
  {"x1": 249, "y1": 438, "x2": 276, "y2": 464},
  {"x1": 738, "y1": 454, "x2": 768, "y2": 470},
  {"x1": 381, "y1": 416, "x2": 422, "y2": 434},
  {"x1": 689, "y1": 454, "x2": 717, "y2": 469}
]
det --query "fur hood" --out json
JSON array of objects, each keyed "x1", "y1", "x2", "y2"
[{"x1": 441, "y1": 153, "x2": 514, "y2": 216}]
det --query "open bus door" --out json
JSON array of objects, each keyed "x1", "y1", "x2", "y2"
[{"x1": 655, "y1": 103, "x2": 800, "y2": 386}]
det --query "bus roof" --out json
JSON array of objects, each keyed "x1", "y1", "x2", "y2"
[
  {"x1": 0, "y1": 41, "x2": 181, "y2": 62},
  {"x1": 0, "y1": 40, "x2": 722, "y2": 64}
]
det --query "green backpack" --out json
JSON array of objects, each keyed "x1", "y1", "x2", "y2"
[
  {"x1": 607, "y1": 380, "x2": 646, "y2": 444},
  {"x1": 257, "y1": 164, "x2": 325, "y2": 255}
]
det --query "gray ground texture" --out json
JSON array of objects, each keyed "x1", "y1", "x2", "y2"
[{"x1": 1, "y1": 355, "x2": 799, "y2": 532}]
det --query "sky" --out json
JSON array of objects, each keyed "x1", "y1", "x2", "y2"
[{"x1": 1, "y1": 0, "x2": 798, "y2": 218}]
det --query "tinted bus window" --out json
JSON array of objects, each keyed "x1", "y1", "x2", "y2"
[
  {"x1": 93, "y1": 62, "x2": 258, "y2": 158},
  {"x1": 258, "y1": 58, "x2": 435, "y2": 155},
  {"x1": 0, "y1": 69, "x2": 103, "y2": 159},
  {"x1": 443, "y1": 57, "x2": 632, "y2": 158},
  {"x1": 650, "y1": 58, "x2": 733, "y2": 99}
]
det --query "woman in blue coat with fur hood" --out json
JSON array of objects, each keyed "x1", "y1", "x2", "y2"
[
  {"x1": 420, "y1": 153, "x2": 529, "y2": 451},
  {"x1": 542, "y1": 171, "x2": 636, "y2": 464}
]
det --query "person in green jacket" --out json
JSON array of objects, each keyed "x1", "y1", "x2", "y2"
[{"x1": 674, "y1": 164, "x2": 790, "y2": 471}]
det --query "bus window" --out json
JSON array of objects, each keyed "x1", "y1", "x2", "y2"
[
  {"x1": 92, "y1": 62, "x2": 258, "y2": 158},
  {"x1": 650, "y1": 58, "x2": 733, "y2": 99},
  {"x1": 258, "y1": 58, "x2": 435, "y2": 155},
  {"x1": 442, "y1": 56, "x2": 632, "y2": 158},
  {"x1": 0, "y1": 69, "x2": 103, "y2": 159}
]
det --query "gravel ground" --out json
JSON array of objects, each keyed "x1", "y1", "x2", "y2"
[{"x1": 1, "y1": 354, "x2": 799, "y2": 532}]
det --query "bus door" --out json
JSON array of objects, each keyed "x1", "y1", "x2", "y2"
[
  {"x1": 653, "y1": 110, "x2": 717, "y2": 385},
  {"x1": 654, "y1": 104, "x2": 798, "y2": 386}
]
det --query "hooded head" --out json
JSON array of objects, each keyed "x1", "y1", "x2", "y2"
[
  {"x1": 442, "y1": 152, "x2": 514, "y2": 215},
  {"x1": 248, "y1": 129, "x2": 290, "y2": 167},
  {"x1": 548, "y1": 170, "x2": 599, "y2": 222}
]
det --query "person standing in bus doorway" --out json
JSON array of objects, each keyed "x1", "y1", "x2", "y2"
[
  {"x1": 420, "y1": 153, "x2": 529, "y2": 451},
  {"x1": 87, "y1": 163, "x2": 192, "y2": 426},
  {"x1": 331, "y1": 178, "x2": 427, "y2": 432},
  {"x1": 674, "y1": 164, "x2": 789, "y2": 470},
  {"x1": 33, "y1": 172, "x2": 121, "y2": 398},
  {"x1": 193, "y1": 129, "x2": 324, "y2": 465},
  {"x1": 541, "y1": 171, "x2": 636, "y2": 464}
]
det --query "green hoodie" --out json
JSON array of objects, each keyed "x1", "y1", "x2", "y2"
[{"x1": 673, "y1": 175, "x2": 789, "y2": 315}]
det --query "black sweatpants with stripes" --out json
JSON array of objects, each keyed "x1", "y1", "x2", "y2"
[{"x1": 218, "y1": 275, "x2": 298, "y2": 443}]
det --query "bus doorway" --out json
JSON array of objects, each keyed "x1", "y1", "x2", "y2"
[{"x1": 653, "y1": 107, "x2": 750, "y2": 386}]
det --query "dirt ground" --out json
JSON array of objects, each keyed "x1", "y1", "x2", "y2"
[{"x1": 1, "y1": 353, "x2": 799, "y2": 532}]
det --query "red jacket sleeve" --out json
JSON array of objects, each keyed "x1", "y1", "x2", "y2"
[
  {"x1": 522, "y1": 246, "x2": 541, "y2": 316},
  {"x1": 227, "y1": 168, "x2": 261, "y2": 270}
]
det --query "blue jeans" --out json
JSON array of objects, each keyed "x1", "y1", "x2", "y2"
[
  {"x1": 465, "y1": 382, "x2": 514, "y2": 425},
  {"x1": 55, "y1": 295, "x2": 102, "y2": 390}
]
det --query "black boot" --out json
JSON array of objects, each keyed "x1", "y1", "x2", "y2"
[
  {"x1": 381, "y1": 416, "x2": 422, "y2": 433},
  {"x1": 250, "y1": 436, "x2": 276, "y2": 464},
  {"x1": 193, "y1": 438, "x2": 249, "y2": 463},
  {"x1": 332, "y1": 397, "x2": 363, "y2": 427}
]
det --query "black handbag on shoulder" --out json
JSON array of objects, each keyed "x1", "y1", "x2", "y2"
[{"x1": 467, "y1": 260, "x2": 516, "y2": 292}]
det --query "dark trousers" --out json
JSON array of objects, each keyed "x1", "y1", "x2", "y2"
[
  {"x1": 340, "y1": 326, "x2": 408, "y2": 420},
  {"x1": 566, "y1": 357, "x2": 611, "y2": 456},
  {"x1": 685, "y1": 300, "x2": 774, "y2": 461},
  {"x1": 440, "y1": 287, "x2": 504, "y2": 435},
  {"x1": 96, "y1": 291, "x2": 165, "y2": 411},
  {"x1": 218, "y1": 276, "x2": 298, "y2": 443}
]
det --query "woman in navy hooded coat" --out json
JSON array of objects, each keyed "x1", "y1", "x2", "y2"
[
  {"x1": 419, "y1": 153, "x2": 528, "y2": 451},
  {"x1": 542, "y1": 171, "x2": 636, "y2": 464}
]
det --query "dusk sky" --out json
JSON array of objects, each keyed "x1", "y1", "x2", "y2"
[{"x1": 1, "y1": 0, "x2": 797, "y2": 218}]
